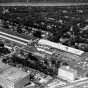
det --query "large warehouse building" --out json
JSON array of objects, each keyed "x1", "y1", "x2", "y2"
[
  {"x1": 38, "y1": 39, "x2": 88, "y2": 62},
  {"x1": 0, "y1": 62, "x2": 11, "y2": 72},
  {"x1": 58, "y1": 66, "x2": 77, "y2": 81},
  {"x1": 0, "y1": 67, "x2": 30, "y2": 88},
  {"x1": 38, "y1": 39, "x2": 84, "y2": 56}
]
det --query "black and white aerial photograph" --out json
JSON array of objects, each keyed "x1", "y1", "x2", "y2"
[{"x1": 0, "y1": 0, "x2": 88, "y2": 88}]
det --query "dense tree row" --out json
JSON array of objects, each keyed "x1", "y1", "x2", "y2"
[
  {"x1": 0, "y1": 42, "x2": 10, "y2": 55},
  {"x1": 2, "y1": 51, "x2": 64, "y2": 76}
]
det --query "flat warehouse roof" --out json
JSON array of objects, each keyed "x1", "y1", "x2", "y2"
[
  {"x1": 0, "y1": 62, "x2": 10, "y2": 73},
  {"x1": 0, "y1": 35, "x2": 27, "y2": 46},
  {"x1": 59, "y1": 66, "x2": 77, "y2": 74},
  {"x1": 0, "y1": 67, "x2": 29, "y2": 83},
  {"x1": 38, "y1": 39, "x2": 84, "y2": 56},
  {"x1": 58, "y1": 44, "x2": 84, "y2": 56},
  {"x1": 0, "y1": 27, "x2": 33, "y2": 41},
  {"x1": 0, "y1": 32, "x2": 29, "y2": 43},
  {"x1": 37, "y1": 48, "x2": 54, "y2": 55}
]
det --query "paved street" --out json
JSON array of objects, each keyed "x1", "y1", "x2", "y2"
[{"x1": 60, "y1": 78, "x2": 88, "y2": 88}]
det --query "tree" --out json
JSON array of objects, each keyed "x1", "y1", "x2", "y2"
[
  {"x1": 0, "y1": 85, "x2": 3, "y2": 88},
  {"x1": 62, "y1": 62, "x2": 68, "y2": 66},
  {"x1": 73, "y1": 25, "x2": 80, "y2": 35},
  {"x1": 33, "y1": 31, "x2": 42, "y2": 38},
  {"x1": 0, "y1": 42, "x2": 4, "y2": 47},
  {"x1": 30, "y1": 74, "x2": 35, "y2": 81}
]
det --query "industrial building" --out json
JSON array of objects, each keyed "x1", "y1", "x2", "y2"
[
  {"x1": 0, "y1": 62, "x2": 10, "y2": 72},
  {"x1": 33, "y1": 52, "x2": 46, "y2": 59},
  {"x1": 38, "y1": 39, "x2": 88, "y2": 62},
  {"x1": 38, "y1": 39, "x2": 84, "y2": 56},
  {"x1": 37, "y1": 47, "x2": 54, "y2": 55},
  {"x1": 0, "y1": 34, "x2": 27, "y2": 46},
  {"x1": 4, "y1": 43, "x2": 14, "y2": 50},
  {"x1": 0, "y1": 67, "x2": 30, "y2": 88},
  {"x1": 0, "y1": 28, "x2": 32, "y2": 42},
  {"x1": 0, "y1": 29, "x2": 38, "y2": 46},
  {"x1": 58, "y1": 66, "x2": 77, "y2": 81}
]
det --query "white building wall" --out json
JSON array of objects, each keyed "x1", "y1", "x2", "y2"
[
  {"x1": 0, "y1": 72, "x2": 30, "y2": 88},
  {"x1": 58, "y1": 68, "x2": 77, "y2": 81},
  {"x1": 0, "y1": 77, "x2": 14, "y2": 88},
  {"x1": 14, "y1": 74, "x2": 30, "y2": 88}
]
